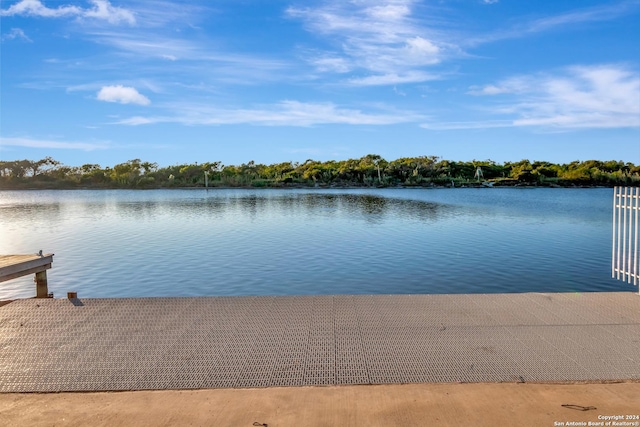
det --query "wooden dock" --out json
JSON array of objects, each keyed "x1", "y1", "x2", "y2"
[{"x1": 0, "y1": 253, "x2": 54, "y2": 298}]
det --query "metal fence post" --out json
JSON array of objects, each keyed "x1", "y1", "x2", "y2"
[{"x1": 613, "y1": 186, "x2": 640, "y2": 293}]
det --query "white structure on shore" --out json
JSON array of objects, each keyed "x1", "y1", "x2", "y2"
[
  {"x1": 612, "y1": 186, "x2": 640, "y2": 293},
  {"x1": 474, "y1": 167, "x2": 484, "y2": 181}
]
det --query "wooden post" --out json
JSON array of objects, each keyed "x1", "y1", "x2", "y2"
[
  {"x1": 35, "y1": 271, "x2": 48, "y2": 298},
  {"x1": 1, "y1": 254, "x2": 54, "y2": 298}
]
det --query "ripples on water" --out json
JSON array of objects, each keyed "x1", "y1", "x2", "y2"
[{"x1": 0, "y1": 188, "x2": 634, "y2": 299}]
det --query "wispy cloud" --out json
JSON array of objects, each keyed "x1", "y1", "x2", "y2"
[
  {"x1": 426, "y1": 64, "x2": 640, "y2": 130},
  {"x1": 118, "y1": 0, "x2": 209, "y2": 29},
  {"x1": 88, "y1": 31, "x2": 199, "y2": 60},
  {"x1": 421, "y1": 120, "x2": 512, "y2": 130},
  {"x1": 0, "y1": 0, "x2": 135, "y2": 25},
  {"x1": 509, "y1": 68, "x2": 640, "y2": 128},
  {"x1": 309, "y1": 54, "x2": 351, "y2": 73},
  {"x1": 0, "y1": 136, "x2": 109, "y2": 151},
  {"x1": 1, "y1": 28, "x2": 32, "y2": 42},
  {"x1": 470, "y1": 0, "x2": 640, "y2": 45},
  {"x1": 525, "y1": 0, "x2": 639, "y2": 33},
  {"x1": 3, "y1": 1, "x2": 290, "y2": 94},
  {"x1": 97, "y1": 85, "x2": 151, "y2": 105},
  {"x1": 84, "y1": 30, "x2": 290, "y2": 85},
  {"x1": 115, "y1": 100, "x2": 425, "y2": 127},
  {"x1": 348, "y1": 71, "x2": 441, "y2": 86},
  {"x1": 467, "y1": 77, "x2": 530, "y2": 96},
  {"x1": 287, "y1": 0, "x2": 454, "y2": 86},
  {"x1": 289, "y1": 0, "x2": 640, "y2": 80}
]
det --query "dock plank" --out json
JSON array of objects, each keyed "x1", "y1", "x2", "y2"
[{"x1": 0, "y1": 254, "x2": 54, "y2": 282}]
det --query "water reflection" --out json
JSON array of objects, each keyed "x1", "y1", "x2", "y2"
[
  {"x1": 0, "y1": 188, "x2": 634, "y2": 299},
  {"x1": 113, "y1": 199, "x2": 229, "y2": 220},
  {"x1": 237, "y1": 193, "x2": 446, "y2": 223},
  {"x1": 115, "y1": 201, "x2": 160, "y2": 219},
  {"x1": 0, "y1": 203, "x2": 62, "y2": 222},
  {"x1": 99, "y1": 193, "x2": 451, "y2": 224},
  {"x1": 232, "y1": 195, "x2": 259, "y2": 218}
]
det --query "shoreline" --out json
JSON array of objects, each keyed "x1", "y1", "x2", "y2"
[{"x1": 0, "y1": 182, "x2": 620, "y2": 191}]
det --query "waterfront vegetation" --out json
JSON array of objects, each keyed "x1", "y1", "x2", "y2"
[{"x1": 0, "y1": 155, "x2": 638, "y2": 189}]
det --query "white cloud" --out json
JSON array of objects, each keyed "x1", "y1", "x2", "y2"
[
  {"x1": 0, "y1": 136, "x2": 109, "y2": 151},
  {"x1": 482, "y1": 0, "x2": 499, "y2": 4},
  {"x1": 287, "y1": 1, "x2": 451, "y2": 85},
  {"x1": 0, "y1": 0, "x2": 80, "y2": 18},
  {"x1": 83, "y1": 0, "x2": 135, "y2": 25},
  {"x1": 432, "y1": 64, "x2": 640, "y2": 130},
  {"x1": 1, "y1": 28, "x2": 32, "y2": 42},
  {"x1": 0, "y1": 0, "x2": 135, "y2": 25},
  {"x1": 405, "y1": 36, "x2": 440, "y2": 58},
  {"x1": 115, "y1": 100, "x2": 425, "y2": 127},
  {"x1": 97, "y1": 85, "x2": 151, "y2": 105},
  {"x1": 366, "y1": 4, "x2": 411, "y2": 20}
]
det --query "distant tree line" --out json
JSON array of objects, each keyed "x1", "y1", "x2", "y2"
[{"x1": 0, "y1": 155, "x2": 638, "y2": 189}]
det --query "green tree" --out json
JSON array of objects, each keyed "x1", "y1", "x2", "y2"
[
  {"x1": 509, "y1": 160, "x2": 536, "y2": 182},
  {"x1": 111, "y1": 159, "x2": 142, "y2": 186}
]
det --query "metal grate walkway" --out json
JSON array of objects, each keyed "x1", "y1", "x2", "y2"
[{"x1": 1, "y1": 293, "x2": 639, "y2": 392}]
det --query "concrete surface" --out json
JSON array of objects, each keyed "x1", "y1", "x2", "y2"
[{"x1": 1, "y1": 382, "x2": 639, "y2": 427}]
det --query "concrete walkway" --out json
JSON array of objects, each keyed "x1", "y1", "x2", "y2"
[
  {"x1": 2, "y1": 382, "x2": 639, "y2": 427},
  {"x1": 1, "y1": 292, "x2": 639, "y2": 392}
]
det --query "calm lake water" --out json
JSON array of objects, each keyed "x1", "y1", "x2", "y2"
[{"x1": 0, "y1": 188, "x2": 635, "y2": 299}]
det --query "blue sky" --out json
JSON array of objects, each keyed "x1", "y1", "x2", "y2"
[{"x1": 1, "y1": 0, "x2": 639, "y2": 167}]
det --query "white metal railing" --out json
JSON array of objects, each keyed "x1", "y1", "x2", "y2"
[{"x1": 612, "y1": 186, "x2": 640, "y2": 291}]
